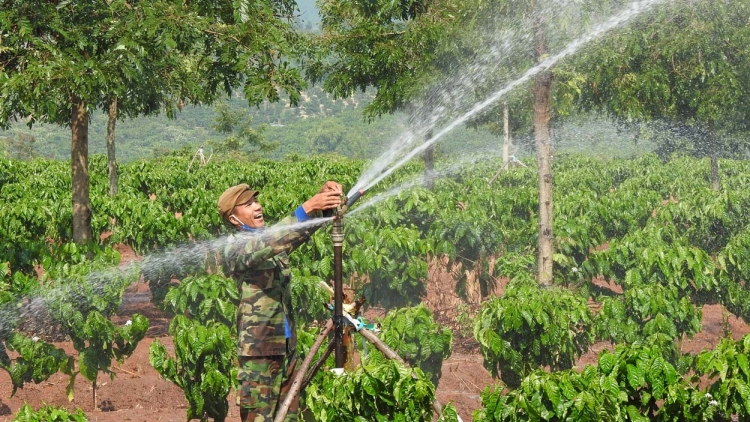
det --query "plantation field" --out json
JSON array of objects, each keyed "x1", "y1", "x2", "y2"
[
  {"x1": 2, "y1": 276, "x2": 750, "y2": 421},
  {"x1": 6, "y1": 153, "x2": 750, "y2": 420},
  {"x1": 0, "y1": 278, "x2": 495, "y2": 422},
  {"x1": 2, "y1": 276, "x2": 750, "y2": 422}
]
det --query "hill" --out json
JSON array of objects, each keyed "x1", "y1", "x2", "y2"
[{"x1": 0, "y1": 83, "x2": 654, "y2": 163}]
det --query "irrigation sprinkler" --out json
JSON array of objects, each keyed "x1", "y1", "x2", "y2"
[
  {"x1": 187, "y1": 145, "x2": 212, "y2": 172},
  {"x1": 273, "y1": 188, "x2": 447, "y2": 422}
]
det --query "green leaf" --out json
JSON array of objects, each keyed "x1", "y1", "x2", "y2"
[{"x1": 626, "y1": 364, "x2": 646, "y2": 390}]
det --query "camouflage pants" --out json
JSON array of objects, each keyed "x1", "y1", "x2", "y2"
[{"x1": 237, "y1": 351, "x2": 299, "y2": 422}]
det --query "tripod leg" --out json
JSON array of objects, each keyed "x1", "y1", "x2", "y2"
[
  {"x1": 273, "y1": 320, "x2": 333, "y2": 422},
  {"x1": 488, "y1": 162, "x2": 509, "y2": 185},
  {"x1": 302, "y1": 339, "x2": 336, "y2": 390}
]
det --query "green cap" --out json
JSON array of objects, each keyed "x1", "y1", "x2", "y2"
[{"x1": 217, "y1": 184, "x2": 258, "y2": 221}]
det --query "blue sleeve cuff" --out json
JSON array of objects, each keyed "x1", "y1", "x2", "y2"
[{"x1": 295, "y1": 205, "x2": 310, "y2": 222}]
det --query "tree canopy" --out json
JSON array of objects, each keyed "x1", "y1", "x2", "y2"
[
  {"x1": 306, "y1": 0, "x2": 462, "y2": 120},
  {"x1": 0, "y1": 0, "x2": 305, "y2": 127},
  {"x1": 568, "y1": 1, "x2": 750, "y2": 128},
  {"x1": 558, "y1": 0, "x2": 750, "y2": 189},
  {"x1": 0, "y1": 0, "x2": 306, "y2": 242}
]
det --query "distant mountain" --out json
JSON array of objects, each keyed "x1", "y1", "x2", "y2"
[
  {"x1": 0, "y1": 85, "x2": 379, "y2": 162},
  {"x1": 0, "y1": 84, "x2": 653, "y2": 163}
]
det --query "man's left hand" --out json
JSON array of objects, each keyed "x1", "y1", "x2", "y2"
[{"x1": 302, "y1": 190, "x2": 342, "y2": 214}]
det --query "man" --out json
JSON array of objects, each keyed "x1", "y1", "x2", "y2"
[{"x1": 218, "y1": 181, "x2": 342, "y2": 422}]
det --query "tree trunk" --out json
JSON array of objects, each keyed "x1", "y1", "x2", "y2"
[
  {"x1": 107, "y1": 98, "x2": 118, "y2": 197},
  {"x1": 708, "y1": 126, "x2": 720, "y2": 191},
  {"x1": 423, "y1": 130, "x2": 435, "y2": 190},
  {"x1": 534, "y1": 72, "x2": 554, "y2": 286},
  {"x1": 465, "y1": 268, "x2": 482, "y2": 306},
  {"x1": 534, "y1": 5, "x2": 554, "y2": 286},
  {"x1": 71, "y1": 96, "x2": 93, "y2": 244},
  {"x1": 502, "y1": 102, "x2": 511, "y2": 165},
  {"x1": 488, "y1": 105, "x2": 512, "y2": 186}
]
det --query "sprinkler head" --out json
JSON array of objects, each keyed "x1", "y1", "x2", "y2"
[
  {"x1": 336, "y1": 193, "x2": 348, "y2": 218},
  {"x1": 331, "y1": 197, "x2": 345, "y2": 244},
  {"x1": 337, "y1": 189, "x2": 365, "y2": 216}
]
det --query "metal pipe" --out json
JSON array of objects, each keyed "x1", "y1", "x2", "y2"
[
  {"x1": 333, "y1": 241, "x2": 345, "y2": 368},
  {"x1": 331, "y1": 197, "x2": 346, "y2": 369},
  {"x1": 345, "y1": 189, "x2": 365, "y2": 209}
]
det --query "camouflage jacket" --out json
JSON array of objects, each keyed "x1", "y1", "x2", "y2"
[{"x1": 222, "y1": 208, "x2": 322, "y2": 357}]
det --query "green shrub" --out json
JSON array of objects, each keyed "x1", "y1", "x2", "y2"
[
  {"x1": 474, "y1": 280, "x2": 593, "y2": 388},
  {"x1": 11, "y1": 404, "x2": 88, "y2": 422},
  {"x1": 379, "y1": 304, "x2": 452, "y2": 386}
]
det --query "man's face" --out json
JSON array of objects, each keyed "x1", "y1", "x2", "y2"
[{"x1": 231, "y1": 199, "x2": 264, "y2": 229}]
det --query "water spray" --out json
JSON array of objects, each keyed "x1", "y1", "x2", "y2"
[
  {"x1": 349, "y1": 0, "x2": 665, "y2": 196},
  {"x1": 279, "y1": 4, "x2": 665, "y2": 418}
]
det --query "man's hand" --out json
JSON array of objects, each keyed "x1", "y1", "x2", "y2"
[
  {"x1": 302, "y1": 190, "x2": 342, "y2": 214},
  {"x1": 320, "y1": 181, "x2": 343, "y2": 194}
]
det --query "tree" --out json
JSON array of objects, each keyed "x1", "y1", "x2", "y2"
[
  {"x1": 0, "y1": 132, "x2": 36, "y2": 160},
  {"x1": 455, "y1": 0, "x2": 641, "y2": 285},
  {"x1": 308, "y1": 122, "x2": 347, "y2": 154},
  {"x1": 531, "y1": 1, "x2": 555, "y2": 285},
  {"x1": 310, "y1": 0, "x2": 560, "y2": 284},
  {"x1": 209, "y1": 101, "x2": 273, "y2": 158},
  {"x1": 443, "y1": 0, "x2": 575, "y2": 286},
  {"x1": 0, "y1": 0, "x2": 304, "y2": 243},
  {"x1": 307, "y1": 0, "x2": 462, "y2": 181},
  {"x1": 562, "y1": 0, "x2": 750, "y2": 190},
  {"x1": 107, "y1": 99, "x2": 119, "y2": 197}
]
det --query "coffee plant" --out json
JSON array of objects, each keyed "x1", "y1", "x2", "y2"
[
  {"x1": 36, "y1": 244, "x2": 147, "y2": 404},
  {"x1": 474, "y1": 342, "x2": 713, "y2": 421},
  {"x1": 474, "y1": 279, "x2": 594, "y2": 388},
  {"x1": 150, "y1": 316, "x2": 236, "y2": 422},
  {"x1": 69, "y1": 312, "x2": 149, "y2": 405},
  {"x1": 163, "y1": 274, "x2": 238, "y2": 327},
  {"x1": 378, "y1": 304, "x2": 452, "y2": 387},
  {"x1": 289, "y1": 269, "x2": 333, "y2": 326},
  {"x1": 0, "y1": 332, "x2": 74, "y2": 397},
  {"x1": 593, "y1": 283, "x2": 702, "y2": 365},
  {"x1": 694, "y1": 334, "x2": 750, "y2": 419},
  {"x1": 11, "y1": 404, "x2": 88, "y2": 422},
  {"x1": 351, "y1": 223, "x2": 431, "y2": 309},
  {"x1": 304, "y1": 355, "x2": 459, "y2": 422},
  {"x1": 0, "y1": 240, "x2": 149, "y2": 406},
  {"x1": 150, "y1": 274, "x2": 241, "y2": 421},
  {"x1": 7, "y1": 154, "x2": 750, "y2": 420}
]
